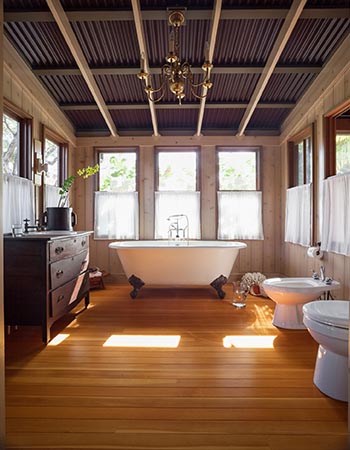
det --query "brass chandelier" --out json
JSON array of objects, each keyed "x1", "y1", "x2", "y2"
[{"x1": 137, "y1": 10, "x2": 213, "y2": 105}]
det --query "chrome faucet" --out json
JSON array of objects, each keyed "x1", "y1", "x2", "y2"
[
  {"x1": 167, "y1": 214, "x2": 189, "y2": 241},
  {"x1": 319, "y1": 265, "x2": 325, "y2": 282}
]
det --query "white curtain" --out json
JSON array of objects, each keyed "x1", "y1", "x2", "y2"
[
  {"x1": 217, "y1": 191, "x2": 264, "y2": 240},
  {"x1": 44, "y1": 184, "x2": 61, "y2": 208},
  {"x1": 284, "y1": 184, "x2": 311, "y2": 246},
  {"x1": 94, "y1": 191, "x2": 139, "y2": 239},
  {"x1": 321, "y1": 173, "x2": 350, "y2": 255},
  {"x1": 3, "y1": 174, "x2": 35, "y2": 234},
  {"x1": 155, "y1": 191, "x2": 201, "y2": 239}
]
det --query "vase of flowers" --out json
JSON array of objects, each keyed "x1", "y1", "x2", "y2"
[{"x1": 42, "y1": 164, "x2": 99, "y2": 231}]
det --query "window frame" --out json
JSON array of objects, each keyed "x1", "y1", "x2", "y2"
[
  {"x1": 42, "y1": 125, "x2": 68, "y2": 187},
  {"x1": 216, "y1": 146, "x2": 262, "y2": 193},
  {"x1": 95, "y1": 147, "x2": 139, "y2": 193},
  {"x1": 3, "y1": 99, "x2": 33, "y2": 180},
  {"x1": 324, "y1": 100, "x2": 350, "y2": 177},
  {"x1": 287, "y1": 126, "x2": 314, "y2": 188},
  {"x1": 154, "y1": 147, "x2": 200, "y2": 192}
]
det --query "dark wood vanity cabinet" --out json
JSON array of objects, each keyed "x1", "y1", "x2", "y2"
[{"x1": 4, "y1": 232, "x2": 93, "y2": 343}]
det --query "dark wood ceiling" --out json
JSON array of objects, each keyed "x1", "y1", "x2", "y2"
[{"x1": 3, "y1": 0, "x2": 350, "y2": 136}]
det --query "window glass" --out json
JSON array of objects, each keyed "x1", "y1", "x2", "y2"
[
  {"x1": 218, "y1": 151, "x2": 256, "y2": 190},
  {"x1": 2, "y1": 113, "x2": 20, "y2": 175},
  {"x1": 336, "y1": 134, "x2": 350, "y2": 175},
  {"x1": 44, "y1": 138, "x2": 60, "y2": 186},
  {"x1": 99, "y1": 152, "x2": 136, "y2": 192},
  {"x1": 297, "y1": 142, "x2": 304, "y2": 186},
  {"x1": 158, "y1": 151, "x2": 197, "y2": 191},
  {"x1": 305, "y1": 137, "x2": 312, "y2": 184}
]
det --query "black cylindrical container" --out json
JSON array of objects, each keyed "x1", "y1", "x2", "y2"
[{"x1": 42, "y1": 207, "x2": 77, "y2": 231}]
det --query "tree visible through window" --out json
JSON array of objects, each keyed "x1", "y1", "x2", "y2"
[
  {"x1": 99, "y1": 152, "x2": 136, "y2": 192},
  {"x1": 44, "y1": 138, "x2": 60, "y2": 186},
  {"x1": 2, "y1": 113, "x2": 20, "y2": 175},
  {"x1": 336, "y1": 134, "x2": 350, "y2": 175},
  {"x1": 218, "y1": 151, "x2": 257, "y2": 190}
]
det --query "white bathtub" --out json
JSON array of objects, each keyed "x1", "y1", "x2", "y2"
[{"x1": 109, "y1": 240, "x2": 247, "y2": 298}]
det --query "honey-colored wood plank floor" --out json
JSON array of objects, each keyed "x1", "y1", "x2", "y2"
[{"x1": 5, "y1": 284, "x2": 348, "y2": 450}]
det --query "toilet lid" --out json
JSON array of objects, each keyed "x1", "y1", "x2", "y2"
[{"x1": 303, "y1": 300, "x2": 350, "y2": 329}]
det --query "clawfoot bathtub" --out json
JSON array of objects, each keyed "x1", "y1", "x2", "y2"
[{"x1": 109, "y1": 240, "x2": 247, "y2": 298}]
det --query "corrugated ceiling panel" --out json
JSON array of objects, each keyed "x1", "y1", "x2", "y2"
[
  {"x1": 141, "y1": 0, "x2": 213, "y2": 6},
  {"x1": 203, "y1": 108, "x2": 245, "y2": 129},
  {"x1": 209, "y1": 73, "x2": 260, "y2": 102},
  {"x1": 110, "y1": 109, "x2": 153, "y2": 131},
  {"x1": 157, "y1": 109, "x2": 198, "y2": 130},
  {"x1": 215, "y1": 19, "x2": 283, "y2": 65},
  {"x1": 64, "y1": 110, "x2": 108, "y2": 131},
  {"x1": 223, "y1": 0, "x2": 292, "y2": 6},
  {"x1": 249, "y1": 108, "x2": 290, "y2": 129},
  {"x1": 61, "y1": 0, "x2": 131, "y2": 9},
  {"x1": 96, "y1": 74, "x2": 146, "y2": 103},
  {"x1": 4, "y1": 22, "x2": 76, "y2": 67},
  {"x1": 4, "y1": 0, "x2": 48, "y2": 10},
  {"x1": 261, "y1": 73, "x2": 317, "y2": 102},
  {"x1": 72, "y1": 21, "x2": 139, "y2": 67},
  {"x1": 280, "y1": 18, "x2": 350, "y2": 65},
  {"x1": 39, "y1": 75, "x2": 94, "y2": 104},
  {"x1": 144, "y1": 19, "x2": 211, "y2": 67}
]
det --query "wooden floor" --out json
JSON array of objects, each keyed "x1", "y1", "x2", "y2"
[{"x1": 5, "y1": 283, "x2": 348, "y2": 450}]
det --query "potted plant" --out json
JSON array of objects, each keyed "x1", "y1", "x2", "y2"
[{"x1": 43, "y1": 164, "x2": 99, "y2": 231}]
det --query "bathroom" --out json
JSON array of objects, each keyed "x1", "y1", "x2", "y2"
[{"x1": 1, "y1": 2, "x2": 350, "y2": 449}]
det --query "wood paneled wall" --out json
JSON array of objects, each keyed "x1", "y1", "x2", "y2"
[
  {"x1": 73, "y1": 136, "x2": 281, "y2": 282},
  {"x1": 279, "y1": 39, "x2": 350, "y2": 300}
]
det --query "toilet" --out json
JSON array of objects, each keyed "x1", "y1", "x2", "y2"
[{"x1": 302, "y1": 300, "x2": 349, "y2": 402}]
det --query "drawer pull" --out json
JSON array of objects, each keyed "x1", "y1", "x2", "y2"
[
  {"x1": 81, "y1": 240, "x2": 86, "y2": 247},
  {"x1": 57, "y1": 294, "x2": 65, "y2": 302},
  {"x1": 55, "y1": 246, "x2": 64, "y2": 255},
  {"x1": 56, "y1": 270, "x2": 64, "y2": 278}
]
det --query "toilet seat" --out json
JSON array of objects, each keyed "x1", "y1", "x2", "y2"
[{"x1": 303, "y1": 300, "x2": 349, "y2": 330}]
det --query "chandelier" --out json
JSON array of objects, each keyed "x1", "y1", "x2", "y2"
[{"x1": 137, "y1": 10, "x2": 213, "y2": 105}]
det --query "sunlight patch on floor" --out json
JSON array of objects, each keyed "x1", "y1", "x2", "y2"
[
  {"x1": 223, "y1": 335, "x2": 277, "y2": 348},
  {"x1": 48, "y1": 334, "x2": 70, "y2": 346},
  {"x1": 103, "y1": 335, "x2": 181, "y2": 348}
]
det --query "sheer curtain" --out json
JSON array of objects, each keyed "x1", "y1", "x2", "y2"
[
  {"x1": 321, "y1": 173, "x2": 350, "y2": 255},
  {"x1": 44, "y1": 185, "x2": 61, "y2": 208},
  {"x1": 217, "y1": 191, "x2": 264, "y2": 240},
  {"x1": 284, "y1": 184, "x2": 311, "y2": 246},
  {"x1": 155, "y1": 191, "x2": 201, "y2": 239},
  {"x1": 94, "y1": 191, "x2": 139, "y2": 239},
  {"x1": 3, "y1": 174, "x2": 35, "y2": 234}
]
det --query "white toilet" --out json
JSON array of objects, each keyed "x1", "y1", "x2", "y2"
[{"x1": 303, "y1": 300, "x2": 349, "y2": 402}]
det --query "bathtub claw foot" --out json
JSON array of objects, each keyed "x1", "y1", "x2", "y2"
[
  {"x1": 210, "y1": 275, "x2": 227, "y2": 299},
  {"x1": 128, "y1": 274, "x2": 145, "y2": 299}
]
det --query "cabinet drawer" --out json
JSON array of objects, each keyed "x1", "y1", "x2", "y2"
[
  {"x1": 50, "y1": 249, "x2": 89, "y2": 290},
  {"x1": 50, "y1": 273, "x2": 87, "y2": 318},
  {"x1": 49, "y1": 235, "x2": 89, "y2": 262}
]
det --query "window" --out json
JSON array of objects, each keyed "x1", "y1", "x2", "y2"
[
  {"x1": 286, "y1": 127, "x2": 314, "y2": 246},
  {"x1": 155, "y1": 148, "x2": 200, "y2": 239},
  {"x1": 42, "y1": 127, "x2": 68, "y2": 208},
  {"x1": 217, "y1": 147, "x2": 263, "y2": 240},
  {"x1": 94, "y1": 150, "x2": 139, "y2": 239},
  {"x1": 325, "y1": 101, "x2": 350, "y2": 177},
  {"x1": 288, "y1": 128, "x2": 313, "y2": 187},
  {"x1": 2, "y1": 102, "x2": 33, "y2": 234},
  {"x1": 3, "y1": 102, "x2": 32, "y2": 179}
]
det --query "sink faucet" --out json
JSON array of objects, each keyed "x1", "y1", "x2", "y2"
[{"x1": 23, "y1": 218, "x2": 40, "y2": 233}]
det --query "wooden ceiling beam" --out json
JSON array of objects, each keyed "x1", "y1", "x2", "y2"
[
  {"x1": 33, "y1": 66, "x2": 322, "y2": 76},
  {"x1": 131, "y1": 0, "x2": 159, "y2": 137},
  {"x1": 237, "y1": 0, "x2": 307, "y2": 136},
  {"x1": 61, "y1": 102, "x2": 296, "y2": 111},
  {"x1": 196, "y1": 0, "x2": 222, "y2": 137},
  {"x1": 45, "y1": 0, "x2": 118, "y2": 137},
  {"x1": 5, "y1": 8, "x2": 348, "y2": 22}
]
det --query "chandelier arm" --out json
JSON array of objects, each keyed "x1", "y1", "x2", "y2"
[
  {"x1": 147, "y1": 89, "x2": 166, "y2": 103},
  {"x1": 190, "y1": 86, "x2": 209, "y2": 100},
  {"x1": 145, "y1": 78, "x2": 168, "y2": 95}
]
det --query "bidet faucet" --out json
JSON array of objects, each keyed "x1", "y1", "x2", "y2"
[{"x1": 320, "y1": 265, "x2": 325, "y2": 282}]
